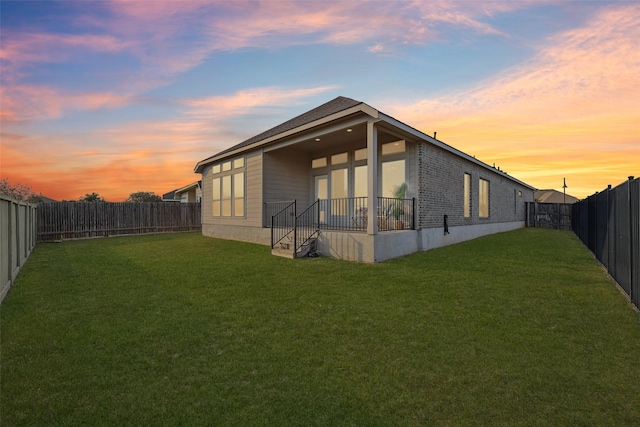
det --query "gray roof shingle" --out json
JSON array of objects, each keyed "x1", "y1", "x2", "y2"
[{"x1": 199, "y1": 96, "x2": 362, "y2": 164}]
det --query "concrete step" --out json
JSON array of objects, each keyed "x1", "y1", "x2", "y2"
[
  {"x1": 271, "y1": 237, "x2": 317, "y2": 259},
  {"x1": 271, "y1": 247, "x2": 295, "y2": 259}
]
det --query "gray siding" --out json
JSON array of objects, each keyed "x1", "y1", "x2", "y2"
[{"x1": 264, "y1": 149, "x2": 311, "y2": 206}]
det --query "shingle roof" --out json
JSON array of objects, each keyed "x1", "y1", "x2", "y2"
[
  {"x1": 198, "y1": 96, "x2": 362, "y2": 164},
  {"x1": 534, "y1": 189, "x2": 580, "y2": 203}
]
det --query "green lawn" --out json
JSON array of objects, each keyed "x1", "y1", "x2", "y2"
[{"x1": 2, "y1": 229, "x2": 639, "y2": 426}]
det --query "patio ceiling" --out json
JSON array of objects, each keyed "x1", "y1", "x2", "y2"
[{"x1": 266, "y1": 120, "x2": 409, "y2": 154}]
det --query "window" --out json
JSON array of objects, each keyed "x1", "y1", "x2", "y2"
[
  {"x1": 234, "y1": 172, "x2": 244, "y2": 215},
  {"x1": 354, "y1": 148, "x2": 367, "y2": 161},
  {"x1": 212, "y1": 178, "x2": 220, "y2": 216},
  {"x1": 479, "y1": 178, "x2": 489, "y2": 218},
  {"x1": 354, "y1": 165, "x2": 367, "y2": 198},
  {"x1": 464, "y1": 173, "x2": 471, "y2": 218},
  {"x1": 331, "y1": 168, "x2": 348, "y2": 214},
  {"x1": 382, "y1": 160, "x2": 405, "y2": 197},
  {"x1": 221, "y1": 175, "x2": 232, "y2": 216},
  {"x1": 331, "y1": 152, "x2": 348, "y2": 165},
  {"x1": 382, "y1": 140, "x2": 405, "y2": 155},
  {"x1": 312, "y1": 157, "x2": 327, "y2": 168},
  {"x1": 211, "y1": 158, "x2": 246, "y2": 217}
]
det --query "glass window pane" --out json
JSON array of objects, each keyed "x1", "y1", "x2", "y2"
[
  {"x1": 233, "y1": 158, "x2": 244, "y2": 169},
  {"x1": 354, "y1": 148, "x2": 367, "y2": 161},
  {"x1": 233, "y1": 173, "x2": 244, "y2": 198},
  {"x1": 331, "y1": 168, "x2": 348, "y2": 215},
  {"x1": 312, "y1": 157, "x2": 327, "y2": 168},
  {"x1": 222, "y1": 161, "x2": 232, "y2": 171},
  {"x1": 331, "y1": 152, "x2": 348, "y2": 165},
  {"x1": 212, "y1": 178, "x2": 220, "y2": 200},
  {"x1": 212, "y1": 164, "x2": 221, "y2": 174},
  {"x1": 234, "y1": 199, "x2": 244, "y2": 216},
  {"x1": 331, "y1": 168, "x2": 348, "y2": 199},
  {"x1": 382, "y1": 140, "x2": 405, "y2": 155},
  {"x1": 354, "y1": 165, "x2": 367, "y2": 198},
  {"x1": 315, "y1": 175, "x2": 328, "y2": 200},
  {"x1": 222, "y1": 200, "x2": 231, "y2": 216},
  {"x1": 381, "y1": 160, "x2": 405, "y2": 197},
  {"x1": 464, "y1": 173, "x2": 471, "y2": 218},
  {"x1": 212, "y1": 200, "x2": 221, "y2": 217},
  {"x1": 222, "y1": 175, "x2": 232, "y2": 198},
  {"x1": 479, "y1": 179, "x2": 489, "y2": 217}
]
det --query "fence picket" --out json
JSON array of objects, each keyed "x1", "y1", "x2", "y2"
[{"x1": 36, "y1": 202, "x2": 201, "y2": 241}]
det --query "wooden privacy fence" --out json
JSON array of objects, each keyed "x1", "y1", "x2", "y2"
[
  {"x1": 1, "y1": 196, "x2": 37, "y2": 303},
  {"x1": 526, "y1": 202, "x2": 573, "y2": 230},
  {"x1": 37, "y1": 202, "x2": 201, "y2": 241}
]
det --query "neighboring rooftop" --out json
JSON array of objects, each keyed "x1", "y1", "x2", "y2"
[{"x1": 535, "y1": 189, "x2": 580, "y2": 204}]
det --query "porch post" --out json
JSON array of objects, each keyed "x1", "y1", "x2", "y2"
[{"x1": 366, "y1": 120, "x2": 378, "y2": 235}]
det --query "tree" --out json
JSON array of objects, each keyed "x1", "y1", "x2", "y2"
[
  {"x1": 125, "y1": 191, "x2": 162, "y2": 202},
  {"x1": 0, "y1": 177, "x2": 43, "y2": 202},
  {"x1": 78, "y1": 192, "x2": 105, "y2": 202},
  {"x1": 26, "y1": 193, "x2": 45, "y2": 204}
]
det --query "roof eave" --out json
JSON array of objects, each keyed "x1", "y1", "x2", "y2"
[
  {"x1": 194, "y1": 103, "x2": 378, "y2": 173},
  {"x1": 378, "y1": 112, "x2": 536, "y2": 190}
]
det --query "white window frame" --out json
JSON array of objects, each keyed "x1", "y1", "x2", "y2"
[{"x1": 211, "y1": 158, "x2": 246, "y2": 217}]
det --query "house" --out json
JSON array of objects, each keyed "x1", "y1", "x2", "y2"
[
  {"x1": 195, "y1": 96, "x2": 535, "y2": 262},
  {"x1": 162, "y1": 190, "x2": 180, "y2": 202},
  {"x1": 163, "y1": 181, "x2": 202, "y2": 203},
  {"x1": 534, "y1": 189, "x2": 580, "y2": 204}
]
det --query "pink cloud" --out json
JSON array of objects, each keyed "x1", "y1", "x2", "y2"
[
  {"x1": 1, "y1": 1, "x2": 526, "y2": 123},
  {"x1": 0, "y1": 84, "x2": 134, "y2": 122},
  {"x1": 183, "y1": 86, "x2": 339, "y2": 118},
  {"x1": 384, "y1": 4, "x2": 640, "y2": 198},
  {"x1": 1, "y1": 84, "x2": 341, "y2": 200},
  {"x1": 0, "y1": 32, "x2": 126, "y2": 65}
]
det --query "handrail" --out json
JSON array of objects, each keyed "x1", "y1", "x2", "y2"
[
  {"x1": 270, "y1": 200, "x2": 296, "y2": 248},
  {"x1": 264, "y1": 200, "x2": 295, "y2": 227},
  {"x1": 295, "y1": 199, "x2": 320, "y2": 253}
]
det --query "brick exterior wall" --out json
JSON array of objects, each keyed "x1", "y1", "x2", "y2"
[{"x1": 418, "y1": 142, "x2": 534, "y2": 229}]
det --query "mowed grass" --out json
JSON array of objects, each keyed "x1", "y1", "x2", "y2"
[{"x1": 1, "y1": 229, "x2": 639, "y2": 426}]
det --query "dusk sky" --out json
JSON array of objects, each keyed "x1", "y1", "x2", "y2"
[{"x1": 1, "y1": 0, "x2": 638, "y2": 201}]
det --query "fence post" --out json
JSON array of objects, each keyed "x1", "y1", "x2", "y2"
[{"x1": 629, "y1": 176, "x2": 635, "y2": 305}]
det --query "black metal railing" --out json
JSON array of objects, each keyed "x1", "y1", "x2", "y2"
[
  {"x1": 264, "y1": 200, "x2": 295, "y2": 228},
  {"x1": 270, "y1": 201, "x2": 296, "y2": 249},
  {"x1": 295, "y1": 200, "x2": 320, "y2": 253},
  {"x1": 317, "y1": 197, "x2": 368, "y2": 231},
  {"x1": 267, "y1": 196, "x2": 415, "y2": 235},
  {"x1": 377, "y1": 197, "x2": 415, "y2": 231}
]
